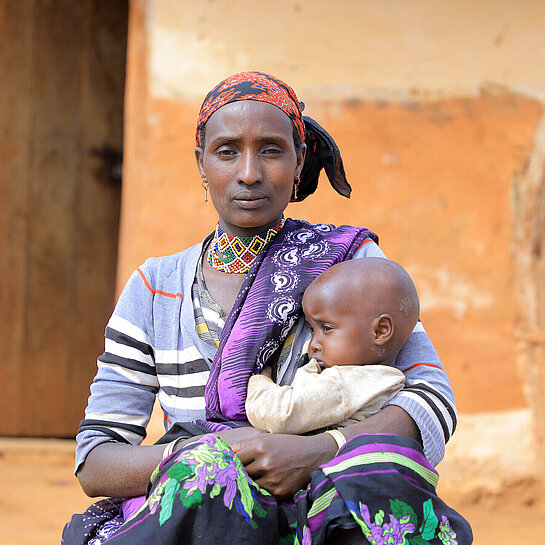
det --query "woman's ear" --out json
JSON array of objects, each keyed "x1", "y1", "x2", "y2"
[
  {"x1": 373, "y1": 314, "x2": 394, "y2": 346},
  {"x1": 195, "y1": 146, "x2": 205, "y2": 178},
  {"x1": 296, "y1": 142, "x2": 307, "y2": 177}
]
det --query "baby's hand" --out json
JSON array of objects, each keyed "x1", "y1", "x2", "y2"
[{"x1": 260, "y1": 365, "x2": 273, "y2": 378}]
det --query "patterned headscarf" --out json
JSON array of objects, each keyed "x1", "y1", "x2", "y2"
[
  {"x1": 196, "y1": 71, "x2": 352, "y2": 201},
  {"x1": 196, "y1": 71, "x2": 305, "y2": 146}
]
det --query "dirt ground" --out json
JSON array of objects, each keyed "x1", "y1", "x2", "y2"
[{"x1": 1, "y1": 437, "x2": 543, "y2": 545}]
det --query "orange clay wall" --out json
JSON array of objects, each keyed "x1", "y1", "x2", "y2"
[{"x1": 120, "y1": 0, "x2": 545, "y2": 418}]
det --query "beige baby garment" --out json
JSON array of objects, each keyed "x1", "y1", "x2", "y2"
[{"x1": 246, "y1": 358, "x2": 405, "y2": 434}]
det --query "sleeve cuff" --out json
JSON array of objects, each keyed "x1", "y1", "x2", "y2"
[
  {"x1": 385, "y1": 394, "x2": 445, "y2": 467},
  {"x1": 74, "y1": 430, "x2": 118, "y2": 474}
]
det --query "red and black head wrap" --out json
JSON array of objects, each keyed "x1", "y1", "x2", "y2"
[{"x1": 196, "y1": 71, "x2": 352, "y2": 201}]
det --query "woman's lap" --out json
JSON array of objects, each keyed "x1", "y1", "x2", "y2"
[
  {"x1": 63, "y1": 434, "x2": 472, "y2": 545},
  {"x1": 293, "y1": 434, "x2": 471, "y2": 544}
]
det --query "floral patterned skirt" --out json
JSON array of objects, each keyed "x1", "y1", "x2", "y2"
[{"x1": 63, "y1": 434, "x2": 472, "y2": 545}]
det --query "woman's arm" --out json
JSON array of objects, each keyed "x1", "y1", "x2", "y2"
[
  {"x1": 341, "y1": 404, "x2": 420, "y2": 441},
  {"x1": 79, "y1": 407, "x2": 419, "y2": 499},
  {"x1": 75, "y1": 262, "x2": 160, "y2": 495},
  {"x1": 77, "y1": 426, "x2": 269, "y2": 497},
  {"x1": 77, "y1": 443, "x2": 165, "y2": 498},
  {"x1": 236, "y1": 405, "x2": 419, "y2": 499},
  {"x1": 385, "y1": 322, "x2": 457, "y2": 466}
]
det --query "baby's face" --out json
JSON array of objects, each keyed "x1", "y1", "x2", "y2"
[{"x1": 302, "y1": 283, "x2": 375, "y2": 368}]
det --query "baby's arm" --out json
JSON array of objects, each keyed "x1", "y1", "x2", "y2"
[
  {"x1": 246, "y1": 362, "x2": 343, "y2": 433},
  {"x1": 246, "y1": 362, "x2": 404, "y2": 434},
  {"x1": 260, "y1": 365, "x2": 273, "y2": 379}
]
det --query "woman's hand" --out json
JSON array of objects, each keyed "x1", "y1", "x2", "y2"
[
  {"x1": 214, "y1": 426, "x2": 269, "y2": 452},
  {"x1": 236, "y1": 433, "x2": 337, "y2": 499},
  {"x1": 234, "y1": 405, "x2": 420, "y2": 499},
  {"x1": 341, "y1": 405, "x2": 421, "y2": 443}
]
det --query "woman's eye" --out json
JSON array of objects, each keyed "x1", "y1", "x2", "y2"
[
  {"x1": 216, "y1": 148, "x2": 236, "y2": 157},
  {"x1": 262, "y1": 147, "x2": 282, "y2": 155}
]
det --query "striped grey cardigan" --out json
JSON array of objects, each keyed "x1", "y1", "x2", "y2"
[{"x1": 76, "y1": 236, "x2": 457, "y2": 471}]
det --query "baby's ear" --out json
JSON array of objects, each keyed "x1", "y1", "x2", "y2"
[{"x1": 373, "y1": 314, "x2": 394, "y2": 346}]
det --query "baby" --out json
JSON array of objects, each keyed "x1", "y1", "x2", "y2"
[{"x1": 245, "y1": 257, "x2": 420, "y2": 434}]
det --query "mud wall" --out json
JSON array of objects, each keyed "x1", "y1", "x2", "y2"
[{"x1": 121, "y1": 0, "x2": 545, "y2": 471}]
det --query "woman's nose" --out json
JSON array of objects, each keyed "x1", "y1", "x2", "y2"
[{"x1": 238, "y1": 151, "x2": 261, "y2": 185}]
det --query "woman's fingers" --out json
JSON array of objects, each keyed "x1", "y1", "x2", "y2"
[
  {"x1": 235, "y1": 434, "x2": 335, "y2": 498},
  {"x1": 230, "y1": 435, "x2": 261, "y2": 454},
  {"x1": 215, "y1": 426, "x2": 268, "y2": 453},
  {"x1": 234, "y1": 445, "x2": 255, "y2": 467}
]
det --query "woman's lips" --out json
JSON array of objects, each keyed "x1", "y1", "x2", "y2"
[{"x1": 233, "y1": 193, "x2": 267, "y2": 209}]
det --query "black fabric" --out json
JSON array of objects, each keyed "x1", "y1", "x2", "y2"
[
  {"x1": 153, "y1": 421, "x2": 211, "y2": 445},
  {"x1": 75, "y1": 426, "x2": 132, "y2": 444},
  {"x1": 294, "y1": 117, "x2": 352, "y2": 202},
  {"x1": 62, "y1": 498, "x2": 125, "y2": 545}
]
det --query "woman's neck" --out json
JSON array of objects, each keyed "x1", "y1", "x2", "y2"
[
  {"x1": 207, "y1": 216, "x2": 285, "y2": 274},
  {"x1": 217, "y1": 215, "x2": 285, "y2": 237}
]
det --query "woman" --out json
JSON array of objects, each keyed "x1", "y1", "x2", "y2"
[{"x1": 64, "y1": 72, "x2": 471, "y2": 544}]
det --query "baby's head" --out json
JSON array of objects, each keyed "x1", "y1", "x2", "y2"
[{"x1": 302, "y1": 258, "x2": 419, "y2": 368}]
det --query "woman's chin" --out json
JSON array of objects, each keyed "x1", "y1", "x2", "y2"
[{"x1": 219, "y1": 213, "x2": 283, "y2": 236}]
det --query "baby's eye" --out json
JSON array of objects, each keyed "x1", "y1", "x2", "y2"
[{"x1": 322, "y1": 324, "x2": 334, "y2": 332}]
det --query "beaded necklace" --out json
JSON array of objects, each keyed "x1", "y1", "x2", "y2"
[{"x1": 207, "y1": 217, "x2": 285, "y2": 274}]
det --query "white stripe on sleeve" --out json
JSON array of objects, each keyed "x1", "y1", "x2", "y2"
[{"x1": 108, "y1": 315, "x2": 152, "y2": 346}]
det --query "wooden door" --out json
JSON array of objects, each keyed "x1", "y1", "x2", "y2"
[{"x1": 0, "y1": 0, "x2": 128, "y2": 436}]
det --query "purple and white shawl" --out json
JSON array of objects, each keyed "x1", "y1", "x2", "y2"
[{"x1": 201, "y1": 219, "x2": 377, "y2": 429}]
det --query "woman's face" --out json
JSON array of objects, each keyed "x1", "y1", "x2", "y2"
[{"x1": 195, "y1": 100, "x2": 306, "y2": 236}]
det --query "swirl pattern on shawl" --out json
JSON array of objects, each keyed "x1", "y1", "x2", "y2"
[{"x1": 204, "y1": 219, "x2": 377, "y2": 422}]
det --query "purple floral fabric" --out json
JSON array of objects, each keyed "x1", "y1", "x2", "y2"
[{"x1": 63, "y1": 434, "x2": 472, "y2": 545}]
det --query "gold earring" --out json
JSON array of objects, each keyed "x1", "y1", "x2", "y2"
[
  {"x1": 293, "y1": 175, "x2": 300, "y2": 200},
  {"x1": 201, "y1": 178, "x2": 209, "y2": 202}
]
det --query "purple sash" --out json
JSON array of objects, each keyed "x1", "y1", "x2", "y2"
[{"x1": 203, "y1": 219, "x2": 377, "y2": 426}]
